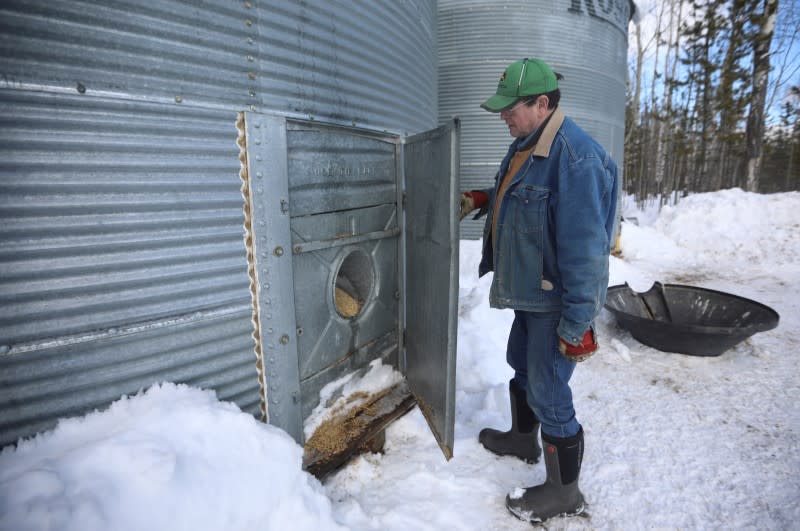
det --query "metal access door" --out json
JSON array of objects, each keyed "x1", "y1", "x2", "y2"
[
  {"x1": 403, "y1": 118, "x2": 460, "y2": 458},
  {"x1": 239, "y1": 112, "x2": 459, "y2": 465}
]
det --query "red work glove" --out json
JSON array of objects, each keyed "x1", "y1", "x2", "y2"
[
  {"x1": 559, "y1": 329, "x2": 597, "y2": 362},
  {"x1": 459, "y1": 191, "x2": 489, "y2": 220}
]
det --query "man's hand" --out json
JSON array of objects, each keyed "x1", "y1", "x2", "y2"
[
  {"x1": 558, "y1": 329, "x2": 597, "y2": 362},
  {"x1": 459, "y1": 193, "x2": 476, "y2": 220},
  {"x1": 459, "y1": 191, "x2": 488, "y2": 221}
]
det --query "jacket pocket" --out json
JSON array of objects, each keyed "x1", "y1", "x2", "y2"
[{"x1": 510, "y1": 185, "x2": 549, "y2": 233}]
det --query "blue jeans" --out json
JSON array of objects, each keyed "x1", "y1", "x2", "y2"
[{"x1": 507, "y1": 310, "x2": 581, "y2": 438}]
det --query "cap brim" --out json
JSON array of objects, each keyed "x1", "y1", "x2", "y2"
[{"x1": 481, "y1": 94, "x2": 517, "y2": 113}]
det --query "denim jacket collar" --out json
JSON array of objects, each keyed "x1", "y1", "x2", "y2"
[
  {"x1": 532, "y1": 108, "x2": 564, "y2": 158},
  {"x1": 512, "y1": 108, "x2": 565, "y2": 156}
]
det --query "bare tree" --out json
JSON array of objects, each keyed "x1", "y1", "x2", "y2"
[
  {"x1": 713, "y1": 0, "x2": 754, "y2": 190},
  {"x1": 743, "y1": 0, "x2": 779, "y2": 191},
  {"x1": 764, "y1": 1, "x2": 800, "y2": 121},
  {"x1": 662, "y1": 0, "x2": 686, "y2": 198},
  {"x1": 626, "y1": 21, "x2": 644, "y2": 147}
]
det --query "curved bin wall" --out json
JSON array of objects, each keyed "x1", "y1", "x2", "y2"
[
  {"x1": 0, "y1": 0, "x2": 437, "y2": 446},
  {"x1": 439, "y1": 0, "x2": 630, "y2": 238}
]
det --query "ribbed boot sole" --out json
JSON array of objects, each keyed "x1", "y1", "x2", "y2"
[{"x1": 506, "y1": 501, "x2": 585, "y2": 523}]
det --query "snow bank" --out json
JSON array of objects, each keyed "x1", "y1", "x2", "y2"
[{"x1": 0, "y1": 383, "x2": 344, "y2": 531}]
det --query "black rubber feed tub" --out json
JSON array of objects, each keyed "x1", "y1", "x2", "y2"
[{"x1": 604, "y1": 282, "x2": 780, "y2": 356}]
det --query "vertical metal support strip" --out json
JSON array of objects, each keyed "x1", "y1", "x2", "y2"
[
  {"x1": 237, "y1": 112, "x2": 266, "y2": 420},
  {"x1": 395, "y1": 140, "x2": 407, "y2": 374},
  {"x1": 237, "y1": 112, "x2": 303, "y2": 442}
]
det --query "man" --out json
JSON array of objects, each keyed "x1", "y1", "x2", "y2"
[{"x1": 460, "y1": 58, "x2": 619, "y2": 523}]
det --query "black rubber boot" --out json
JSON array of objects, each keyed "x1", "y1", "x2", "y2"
[
  {"x1": 505, "y1": 427, "x2": 585, "y2": 523},
  {"x1": 478, "y1": 380, "x2": 542, "y2": 464}
]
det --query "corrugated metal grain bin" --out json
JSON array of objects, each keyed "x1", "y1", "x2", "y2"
[
  {"x1": 1, "y1": 0, "x2": 457, "y2": 470},
  {"x1": 439, "y1": 0, "x2": 632, "y2": 239}
]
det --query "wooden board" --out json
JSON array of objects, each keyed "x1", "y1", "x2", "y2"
[{"x1": 303, "y1": 380, "x2": 416, "y2": 478}]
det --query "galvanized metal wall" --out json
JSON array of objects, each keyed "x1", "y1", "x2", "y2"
[
  {"x1": 0, "y1": 0, "x2": 437, "y2": 446},
  {"x1": 439, "y1": 0, "x2": 630, "y2": 239},
  {"x1": 0, "y1": 91, "x2": 259, "y2": 445},
  {"x1": 0, "y1": 0, "x2": 437, "y2": 133},
  {"x1": 254, "y1": 0, "x2": 438, "y2": 133}
]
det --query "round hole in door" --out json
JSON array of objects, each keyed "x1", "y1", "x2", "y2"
[{"x1": 334, "y1": 249, "x2": 374, "y2": 319}]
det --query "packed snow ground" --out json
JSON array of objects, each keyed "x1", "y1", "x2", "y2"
[{"x1": 2, "y1": 188, "x2": 799, "y2": 530}]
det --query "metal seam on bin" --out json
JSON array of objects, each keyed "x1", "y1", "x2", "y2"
[{"x1": 236, "y1": 111, "x2": 267, "y2": 421}]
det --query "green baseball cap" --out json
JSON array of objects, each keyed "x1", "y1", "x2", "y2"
[{"x1": 481, "y1": 58, "x2": 559, "y2": 112}]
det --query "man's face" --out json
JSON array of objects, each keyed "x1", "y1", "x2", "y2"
[{"x1": 500, "y1": 95, "x2": 551, "y2": 137}]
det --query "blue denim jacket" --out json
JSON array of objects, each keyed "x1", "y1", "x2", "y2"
[{"x1": 477, "y1": 109, "x2": 619, "y2": 345}]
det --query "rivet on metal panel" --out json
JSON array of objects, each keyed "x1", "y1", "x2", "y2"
[
  {"x1": 267, "y1": 328, "x2": 273, "y2": 334},
  {"x1": 248, "y1": 72, "x2": 256, "y2": 80},
  {"x1": 250, "y1": 105, "x2": 256, "y2": 111},
  {"x1": 273, "y1": 246, "x2": 283, "y2": 257},
  {"x1": 265, "y1": 298, "x2": 271, "y2": 304},
  {"x1": 296, "y1": 327, "x2": 303, "y2": 336},
  {"x1": 245, "y1": 19, "x2": 253, "y2": 26},
  {"x1": 255, "y1": 139, "x2": 261, "y2": 145},
  {"x1": 247, "y1": 55, "x2": 254, "y2": 62},
  {"x1": 263, "y1": 283, "x2": 270, "y2": 289},
  {"x1": 256, "y1": 171, "x2": 262, "y2": 178},
  {"x1": 280, "y1": 334, "x2": 290, "y2": 345},
  {"x1": 247, "y1": 37, "x2": 254, "y2": 44},
  {"x1": 259, "y1": 220, "x2": 265, "y2": 226},
  {"x1": 249, "y1": 90, "x2": 256, "y2": 97},
  {"x1": 269, "y1": 357, "x2": 275, "y2": 363},
  {"x1": 271, "y1": 396, "x2": 278, "y2": 404},
  {"x1": 257, "y1": 187, "x2": 263, "y2": 194},
  {"x1": 293, "y1": 245, "x2": 302, "y2": 254},
  {"x1": 175, "y1": 95, "x2": 183, "y2": 103},
  {"x1": 266, "y1": 314, "x2": 273, "y2": 320},
  {"x1": 76, "y1": 82, "x2": 86, "y2": 94},
  {"x1": 255, "y1": 155, "x2": 261, "y2": 161},
  {"x1": 244, "y1": 1, "x2": 252, "y2": 8}
]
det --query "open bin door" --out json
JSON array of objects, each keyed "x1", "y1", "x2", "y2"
[{"x1": 402, "y1": 118, "x2": 460, "y2": 459}]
